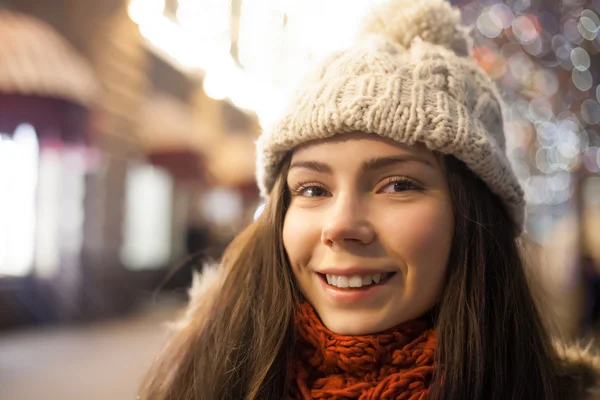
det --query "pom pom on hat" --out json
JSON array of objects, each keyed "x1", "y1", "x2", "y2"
[{"x1": 360, "y1": 0, "x2": 473, "y2": 57}]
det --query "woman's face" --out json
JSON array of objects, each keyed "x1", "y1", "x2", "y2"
[{"x1": 282, "y1": 133, "x2": 454, "y2": 335}]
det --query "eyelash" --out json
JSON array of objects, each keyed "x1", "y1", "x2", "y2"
[
  {"x1": 378, "y1": 176, "x2": 422, "y2": 193},
  {"x1": 289, "y1": 177, "x2": 422, "y2": 197},
  {"x1": 290, "y1": 181, "x2": 328, "y2": 197}
]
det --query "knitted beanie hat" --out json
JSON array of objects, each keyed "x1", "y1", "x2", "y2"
[{"x1": 255, "y1": 0, "x2": 525, "y2": 231}]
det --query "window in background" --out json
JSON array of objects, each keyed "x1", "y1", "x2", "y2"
[
  {"x1": 201, "y1": 187, "x2": 243, "y2": 233},
  {"x1": 121, "y1": 163, "x2": 174, "y2": 270},
  {"x1": 34, "y1": 146, "x2": 61, "y2": 278},
  {"x1": 0, "y1": 124, "x2": 39, "y2": 277}
]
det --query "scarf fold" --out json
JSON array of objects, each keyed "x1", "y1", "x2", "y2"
[{"x1": 290, "y1": 302, "x2": 437, "y2": 400}]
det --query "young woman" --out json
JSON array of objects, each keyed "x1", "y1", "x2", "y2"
[{"x1": 141, "y1": 0, "x2": 600, "y2": 398}]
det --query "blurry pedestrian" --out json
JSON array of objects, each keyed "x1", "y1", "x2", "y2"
[{"x1": 140, "y1": 1, "x2": 600, "y2": 399}]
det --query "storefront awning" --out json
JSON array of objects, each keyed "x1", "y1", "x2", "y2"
[{"x1": 0, "y1": 11, "x2": 98, "y2": 105}]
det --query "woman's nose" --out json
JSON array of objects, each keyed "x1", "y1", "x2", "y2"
[{"x1": 321, "y1": 195, "x2": 375, "y2": 248}]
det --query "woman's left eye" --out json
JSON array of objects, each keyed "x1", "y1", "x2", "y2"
[{"x1": 379, "y1": 178, "x2": 421, "y2": 194}]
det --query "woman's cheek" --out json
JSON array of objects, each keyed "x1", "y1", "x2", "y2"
[
  {"x1": 382, "y1": 202, "x2": 453, "y2": 263},
  {"x1": 283, "y1": 210, "x2": 321, "y2": 264}
]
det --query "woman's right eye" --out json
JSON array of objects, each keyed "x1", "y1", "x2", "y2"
[{"x1": 293, "y1": 184, "x2": 329, "y2": 197}]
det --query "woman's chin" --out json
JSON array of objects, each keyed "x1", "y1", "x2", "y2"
[{"x1": 318, "y1": 309, "x2": 396, "y2": 336}]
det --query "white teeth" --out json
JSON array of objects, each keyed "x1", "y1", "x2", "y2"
[
  {"x1": 349, "y1": 276, "x2": 363, "y2": 287},
  {"x1": 337, "y1": 276, "x2": 349, "y2": 288},
  {"x1": 325, "y1": 273, "x2": 391, "y2": 288}
]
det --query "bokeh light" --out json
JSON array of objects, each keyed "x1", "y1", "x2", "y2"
[
  {"x1": 581, "y1": 99, "x2": 600, "y2": 124},
  {"x1": 513, "y1": 14, "x2": 541, "y2": 43},
  {"x1": 573, "y1": 68, "x2": 594, "y2": 91},
  {"x1": 571, "y1": 47, "x2": 591, "y2": 70},
  {"x1": 469, "y1": 0, "x2": 599, "y2": 225},
  {"x1": 478, "y1": 11, "x2": 503, "y2": 38},
  {"x1": 579, "y1": 9, "x2": 600, "y2": 40}
]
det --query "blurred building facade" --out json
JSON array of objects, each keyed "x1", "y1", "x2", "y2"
[{"x1": 0, "y1": 0, "x2": 259, "y2": 329}]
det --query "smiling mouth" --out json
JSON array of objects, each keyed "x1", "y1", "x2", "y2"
[{"x1": 318, "y1": 272, "x2": 396, "y2": 289}]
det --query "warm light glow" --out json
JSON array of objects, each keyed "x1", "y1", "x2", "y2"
[
  {"x1": 177, "y1": 0, "x2": 230, "y2": 47},
  {"x1": 128, "y1": 0, "x2": 164, "y2": 25},
  {"x1": 202, "y1": 54, "x2": 237, "y2": 101},
  {"x1": 128, "y1": 0, "x2": 383, "y2": 127}
]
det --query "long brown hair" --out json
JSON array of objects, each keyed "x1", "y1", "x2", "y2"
[
  {"x1": 429, "y1": 157, "x2": 561, "y2": 399},
  {"x1": 140, "y1": 155, "x2": 563, "y2": 399}
]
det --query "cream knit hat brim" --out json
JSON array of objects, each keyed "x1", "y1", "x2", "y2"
[{"x1": 256, "y1": 0, "x2": 525, "y2": 232}]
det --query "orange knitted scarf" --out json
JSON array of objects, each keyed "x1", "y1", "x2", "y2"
[{"x1": 290, "y1": 302, "x2": 437, "y2": 400}]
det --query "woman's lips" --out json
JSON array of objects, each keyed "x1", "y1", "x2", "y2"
[{"x1": 317, "y1": 272, "x2": 397, "y2": 303}]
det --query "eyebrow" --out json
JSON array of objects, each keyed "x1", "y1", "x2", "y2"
[{"x1": 289, "y1": 155, "x2": 435, "y2": 174}]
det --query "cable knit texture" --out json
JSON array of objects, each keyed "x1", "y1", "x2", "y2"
[
  {"x1": 290, "y1": 302, "x2": 437, "y2": 400},
  {"x1": 255, "y1": 0, "x2": 525, "y2": 232}
]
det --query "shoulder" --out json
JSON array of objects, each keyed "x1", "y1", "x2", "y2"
[{"x1": 554, "y1": 339, "x2": 600, "y2": 399}]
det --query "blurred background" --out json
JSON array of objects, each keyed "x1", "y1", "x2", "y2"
[{"x1": 0, "y1": 0, "x2": 598, "y2": 398}]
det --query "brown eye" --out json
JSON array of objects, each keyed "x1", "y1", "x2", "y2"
[
  {"x1": 290, "y1": 182, "x2": 330, "y2": 198},
  {"x1": 379, "y1": 177, "x2": 421, "y2": 194},
  {"x1": 301, "y1": 185, "x2": 328, "y2": 197}
]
